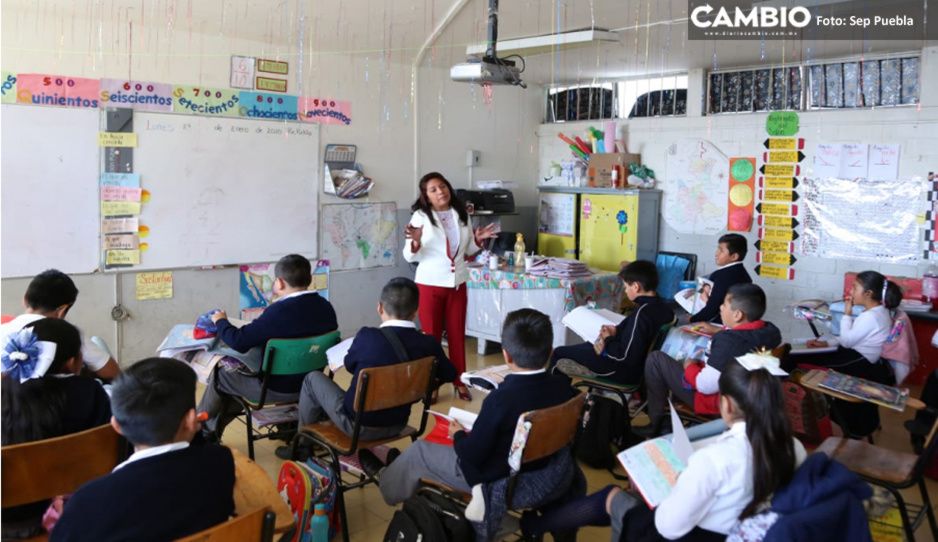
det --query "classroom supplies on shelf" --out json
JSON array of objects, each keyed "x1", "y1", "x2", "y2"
[
  {"x1": 562, "y1": 306, "x2": 626, "y2": 343},
  {"x1": 525, "y1": 256, "x2": 591, "y2": 279},
  {"x1": 818, "y1": 370, "x2": 909, "y2": 411}
]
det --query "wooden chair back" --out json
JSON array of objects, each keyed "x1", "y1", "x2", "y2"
[
  {"x1": 175, "y1": 506, "x2": 275, "y2": 542},
  {"x1": 519, "y1": 392, "x2": 587, "y2": 465},
  {"x1": 353, "y1": 356, "x2": 436, "y2": 413},
  {"x1": 2, "y1": 424, "x2": 123, "y2": 508}
]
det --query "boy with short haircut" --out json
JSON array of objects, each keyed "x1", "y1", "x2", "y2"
[
  {"x1": 198, "y1": 254, "x2": 338, "y2": 440},
  {"x1": 278, "y1": 277, "x2": 456, "y2": 459},
  {"x1": 51, "y1": 358, "x2": 235, "y2": 542},
  {"x1": 0, "y1": 269, "x2": 120, "y2": 380},
  {"x1": 549, "y1": 260, "x2": 674, "y2": 385},
  {"x1": 689, "y1": 233, "x2": 752, "y2": 324},
  {"x1": 643, "y1": 283, "x2": 781, "y2": 436},
  {"x1": 363, "y1": 309, "x2": 578, "y2": 505}
]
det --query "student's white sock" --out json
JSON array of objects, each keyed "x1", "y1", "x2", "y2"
[{"x1": 465, "y1": 484, "x2": 485, "y2": 522}]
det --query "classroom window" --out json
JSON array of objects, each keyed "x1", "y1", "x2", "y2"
[
  {"x1": 546, "y1": 84, "x2": 617, "y2": 122},
  {"x1": 807, "y1": 56, "x2": 920, "y2": 109},
  {"x1": 619, "y1": 75, "x2": 688, "y2": 118},
  {"x1": 708, "y1": 67, "x2": 802, "y2": 114}
]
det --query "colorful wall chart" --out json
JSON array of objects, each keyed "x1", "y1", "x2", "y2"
[
  {"x1": 663, "y1": 139, "x2": 729, "y2": 235},
  {"x1": 754, "y1": 112, "x2": 803, "y2": 281},
  {"x1": 239, "y1": 260, "x2": 330, "y2": 321},
  {"x1": 727, "y1": 157, "x2": 756, "y2": 232}
]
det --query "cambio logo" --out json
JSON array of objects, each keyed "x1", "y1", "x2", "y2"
[{"x1": 691, "y1": 4, "x2": 812, "y2": 29}]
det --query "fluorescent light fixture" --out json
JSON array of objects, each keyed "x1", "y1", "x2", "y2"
[{"x1": 466, "y1": 28, "x2": 619, "y2": 57}]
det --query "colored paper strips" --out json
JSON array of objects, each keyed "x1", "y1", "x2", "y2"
[
  {"x1": 99, "y1": 132, "x2": 137, "y2": 147},
  {"x1": 15, "y1": 73, "x2": 99, "y2": 108},
  {"x1": 755, "y1": 114, "x2": 802, "y2": 280},
  {"x1": 136, "y1": 272, "x2": 173, "y2": 300},
  {"x1": 1, "y1": 71, "x2": 17, "y2": 104},
  {"x1": 172, "y1": 85, "x2": 241, "y2": 117},
  {"x1": 99, "y1": 79, "x2": 174, "y2": 112},
  {"x1": 238, "y1": 91, "x2": 298, "y2": 120},
  {"x1": 100, "y1": 161, "x2": 145, "y2": 269},
  {"x1": 727, "y1": 157, "x2": 756, "y2": 232},
  {"x1": 298, "y1": 96, "x2": 353, "y2": 126}
]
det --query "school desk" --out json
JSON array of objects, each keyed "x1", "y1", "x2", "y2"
[
  {"x1": 798, "y1": 369, "x2": 925, "y2": 411},
  {"x1": 231, "y1": 447, "x2": 294, "y2": 533}
]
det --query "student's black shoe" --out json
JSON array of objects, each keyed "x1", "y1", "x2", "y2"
[
  {"x1": 275, "y1": 444, "x2": 311, "y2": 461},
  {"x1": 632, "y1": 421, "x2": 669, "y2": 440},
  {"x1": 358, "y1": 448, "x2": 386, "y2": 481},
  {"x1": 201, "y1": 429, "x2": 221, "y2": 445},
  {"x1": 385, "y1": 447, "x2": 401, "y2": 465}
]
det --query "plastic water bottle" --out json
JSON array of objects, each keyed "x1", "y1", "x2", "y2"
[{"x1": 310, "y1": 504, "x2": 329, "y2": 542}]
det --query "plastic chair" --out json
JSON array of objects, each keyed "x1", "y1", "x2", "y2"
[
  {"x1": 817, "y1": 416, "x2": 938, "y2": 541},
  {"x1": 293, "y1": 355, "x2": 438, "y2": 542},
  {"x1": 2, "y1": 424, "x2": 125, "y2": 515},
  {"x1": 175, "y1": 506, "x2": 275, "y2": 542},
  {"x1": 574, "y1": 318, "x2": 676, "y2": 418},
  {"x1": 235, "y1": 331, "x2": 341, "y2": 459}
]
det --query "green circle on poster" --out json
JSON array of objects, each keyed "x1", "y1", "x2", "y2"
[{"x1": 731, "y1": 160, "x2": 754, "y2": 181}]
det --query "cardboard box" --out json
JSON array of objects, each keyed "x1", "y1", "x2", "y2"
[{"x1": 587, "y1": 152, "x2": 641, "y2": 188}]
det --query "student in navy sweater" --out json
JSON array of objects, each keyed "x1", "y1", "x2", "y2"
[
  {"x1": 51, "y1": 358, "x2": 234, "y2": 542},
  {"x1": 197, "y1": 254, "x2": 338, "y2": 440},
  {"x1": 549, "y1": 260, "x2": 674, "y2": 385},
  {"x1": 277, "y1": 278, "x2": 456, "y2": 459},
  {"x1": 365, "y1": 309, "x2": 578, "y2": 505},
  {"x1": 690, "y1": 233, "x2": 753, "y2": 324}
]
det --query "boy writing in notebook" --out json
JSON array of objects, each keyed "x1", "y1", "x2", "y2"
[
  {"x1": 360, "y1": 309, "x2": 578, "y2": 504},
  {"x1": 549, "y1": 260, "x2": 674, "y2": 385},
  {"x1": 0, "y1": 269, "x2": 120, "y2": 381},
  {"x1": 197, "y1": 253, "x2": 338, "y2": 441},
  {"x1": 642, "y1": 283, "x2": 781, "y2": 437},
  {"x1": 689, "y1": 233, "x2": 752, "y2": 324},
  {"x1": 277, "y1": 277, "x2": 456, "y2": 459},
  {"x1": 51, "y1": 358, "x2": 234, "y2": 541}
]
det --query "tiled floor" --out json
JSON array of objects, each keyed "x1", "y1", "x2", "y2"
[{"x1": 212, "y1": 339, "x2": 938, "y2": 541}]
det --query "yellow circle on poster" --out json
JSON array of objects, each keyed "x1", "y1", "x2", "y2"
[{"x1": 729, "y1": 184, "x2": 753, "y2": 206}]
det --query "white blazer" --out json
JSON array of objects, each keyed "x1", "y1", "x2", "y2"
[{"x1": 403, "y1": 209, "x2": 481, "y2": 288}]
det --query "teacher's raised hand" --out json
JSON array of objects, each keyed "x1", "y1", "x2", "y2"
[
  {"x1": 473, "y1": 223, "x2": 498, "y2": 247},
  {"x1": 405, "y1": 224, "x2": 423, "y2": 251}
]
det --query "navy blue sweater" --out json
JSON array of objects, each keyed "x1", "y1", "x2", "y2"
[
  {"x1": 51, "y1": 444, "x2": 235, "y2": 542},
  {"x1": 343, "y1": 325, "x2": 456, "y2": 427},
  {"x1": 690, "y1": 263, "x2": 752, "y2": 324},
  {"x1": 216, "y1": 291, "x2": 337, "y2": 392},
  {"x1": 603, "y1": 296, "x2": 675, "y2": 383},
  {"x1": 453, "y1": 371, "x2": 577, "y2": 486}
]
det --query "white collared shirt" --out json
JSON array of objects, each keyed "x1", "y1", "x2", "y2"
[
  {"x1": 379, "y1": 320, "x2": 417, "y2": 329},
  {"x1": 113, "y1": 441, "x2": 190, "y2": 471},
  {"x1": 655, "y1": 422, "x2": 807, "y2": 538},
  {"x1": 277, "y1": 290, "x2": 318, "y2": 302},
  {"x1": 508, "y1": 368, "x2": 546, "y2": 376}
]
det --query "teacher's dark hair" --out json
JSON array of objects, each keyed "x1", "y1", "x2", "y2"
[
  {"x1": 719, "y1": 362, "x2": 797, "y2": 519},
  {"x1": 411, "y1": 172, "x2": 469, "y2": 228}
]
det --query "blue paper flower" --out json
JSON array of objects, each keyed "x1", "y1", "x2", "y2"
[{"x1": 2, "y1": 328, "x2": 41, "y2": 382}]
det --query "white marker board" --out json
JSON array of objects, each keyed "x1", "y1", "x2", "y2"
[
  {"x1": 129, "y1": 112, "x2": 319, "y2": 270},
  {"x1": 1, "y1": 104, "x2": 101, "y2": 278}
]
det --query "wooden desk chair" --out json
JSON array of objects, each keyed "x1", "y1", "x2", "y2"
[
  {"x1": 816, "y1": 416, "x2": 938, "y2": 541},
  {"x1": 293, "y1": 355, "x2": 438, "y2": 542},
  {"x1": 230, "y1": 448, "x2": 295, "y2": 535},
  {"x1": 2, "y1": 424, "x2": 125, "y2": 542},
  {"x1": 574, "y1": 318, "x2": 677, "y2": 418},
  {"x1": 175, "y1": 506, "x2": 275, "y2": 542},
  {"x1": 234, "y1": 331, "x2": 341, "y2": 459}
]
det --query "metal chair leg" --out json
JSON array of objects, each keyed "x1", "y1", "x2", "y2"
[
  {"x1": 918, "y1": 478, "x2": 938, "y2": 538},
  {"x1": 327, "y1": 446, "x2": 350, "y2": 542},
  {"x1": 889, "y1": 487, "x2": 917, "y2": 542},
  {"x1": 246, "y1": 408, "x2": 255, "y2": 460}
]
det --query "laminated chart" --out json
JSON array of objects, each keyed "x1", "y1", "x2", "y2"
[
  {"x1": 755, "y1": 114, "x2": 803, "y2": 281},
  {"x1": 727, "y1": 157, "x2": 756, "y2": 232}
]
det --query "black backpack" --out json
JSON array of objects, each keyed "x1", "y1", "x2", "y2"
[
  {"x1": 576, "y1": 393, "x2": 631, "y2": 471},
  {"x1": 383, "y1": 491, "x2": 473, "y2": 542}
]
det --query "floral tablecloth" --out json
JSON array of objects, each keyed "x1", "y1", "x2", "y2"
[{"x1": 467, "y1": 267, "x2": 623, "y2": 313}]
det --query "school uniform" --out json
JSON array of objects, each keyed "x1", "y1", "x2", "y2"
[
  {"x1": 403, "y1": 208, "x2": 482, "y2": 377},
  {"x1": 51, "y1": 443, "x2": 235, "y2": 542},
  {"x1": 197, "y1": 290, "x2": 338, "y2": 435},
  {"x1": 549, "y1": 296, "x2": 674, "y2": 384},
  {"x1": 378, "y1": 370, "x2": 578, "y2": 505},
  {"x1": 297, "y1": 320, "x2": 456, "y2": 440},
  {"x1": 689, "y1": 262, "x2": 752, "y2": 324},
  {"x1": 611, "y1": 422, "x2": 807, "y2": 541},
  {"x1": 645, "y1": 321, "x2": 781, "y2": 425},
  {"x1": 0, "y1": 375, "x2": 112, "y2": 540},
  {"x1": 0, "y1": 314, "x2": 111, "y2": 374}
]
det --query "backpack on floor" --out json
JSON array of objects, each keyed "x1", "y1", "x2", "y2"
[
  {"x1": 383, "y1": 490, "x2": 473, "y2": 542},
  {"x1": 277, "y1": 457, "x2": 341, "y2": 542},
  {"x1": 576, "y1": 393, "x2": 630, "y2": 470}
]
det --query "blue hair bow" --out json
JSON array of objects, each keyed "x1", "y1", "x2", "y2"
[{"x1": 1, "y1": 328, "x2": 56, "y2": 382}]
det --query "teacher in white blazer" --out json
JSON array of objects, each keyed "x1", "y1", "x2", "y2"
[{"x1": 403, "y1": 172, "x2": 497, "y2": 401}]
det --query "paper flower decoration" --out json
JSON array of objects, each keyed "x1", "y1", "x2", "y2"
[
  {"x1": 2, "y1": 328, "x2": 45, "y2": 382},
  {"x1": 616, "y1": 210, "x2": 629, "y2": 243}
]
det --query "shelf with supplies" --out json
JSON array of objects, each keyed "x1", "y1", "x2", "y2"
[{"x1": 537, "y1": 187, "x2": 660, "y2": 271}]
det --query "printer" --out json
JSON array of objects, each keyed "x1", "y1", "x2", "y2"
[{"x1": 457, "y1": 188, "x2": 515, "y2": 214}]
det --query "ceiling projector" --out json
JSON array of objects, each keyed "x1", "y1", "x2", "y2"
[
  {"x1": 450, "y1": 56, "x2": 525, "y2": 88},
  {"x1": 451, "y1": 0, "x2": 526, "y2": 89}
]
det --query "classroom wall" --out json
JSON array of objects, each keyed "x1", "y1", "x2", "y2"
[
  {"x1": 0, "y1": 0, "x2": 545, "y2": 362},
  {"x1": 537, "y1": 45, "x2": 938, "y2": 338}
]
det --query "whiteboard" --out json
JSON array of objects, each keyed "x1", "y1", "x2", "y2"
[
  {"x1": 1, "y1": 105, "x2": 101, "y2": 278},
  {"x1": 131, "y1": 112, "x2": 319, "y2": 270}
]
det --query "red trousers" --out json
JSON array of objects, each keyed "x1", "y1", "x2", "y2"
[{"x1": 417, "y1": 283, "x2": 468, "y2": 379}]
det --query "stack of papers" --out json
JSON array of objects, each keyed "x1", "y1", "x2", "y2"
[
  {"x1": 900, "y1": 299, "x2": 932, "y2": 313},
  {"x1": 562, "y1": 306, "x2": 626, "y2": 343},
  {"x1": 526, "y1": 257, "x2": 592, "y2": 279}
]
